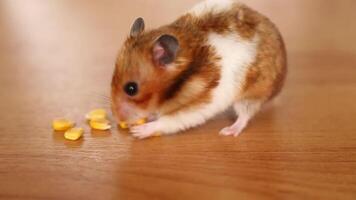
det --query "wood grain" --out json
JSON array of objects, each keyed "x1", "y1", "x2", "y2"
[{"x1": 0, "y1": 0, "x2": 356, "y2": 199}]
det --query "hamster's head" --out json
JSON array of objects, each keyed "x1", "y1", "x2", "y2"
[{"x1": 111, "y1": 17, "x2": 182, "y2": 125}]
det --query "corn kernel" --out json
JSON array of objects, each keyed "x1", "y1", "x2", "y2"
[
  {"x1": 52, "y1": 119, "x2": 75, "y2": 131},
  {"x1": 119, "y1": 118, "x2": 146, "y2": 129},
  {"x1": 134, "y1": 118, "x2": 147, "y2": 126},
  {"x1": 90, "y1": 119, "x2": 111, "y2": 130},
  {"x1": 86, "y1": 109, "x2": 107, "y2": 121},
  {"x1": 64, "y1": 128, "x2": 83, "y2": 141},
  {"x1": 119, "y1": 121, "x2": 129, "y2": 129}
]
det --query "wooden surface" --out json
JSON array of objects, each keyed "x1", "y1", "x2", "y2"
[{"x1": 1, "y1": 0, "x2": 356, "y2": 199}]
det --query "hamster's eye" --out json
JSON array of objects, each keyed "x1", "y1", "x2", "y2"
[{"x1": 124, "y1": 82, "x2": 138, "y2": 96}]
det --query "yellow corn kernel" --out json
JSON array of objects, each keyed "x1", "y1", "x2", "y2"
[
  {"x1": 86, "y1": 109, "x2": 107, "y2": 121},
  {"x1": 52, "y1": 119, "x2": 75, "y2": 131},
  {"x1": 119, "y1": 118, "x2": 146, "y2": 129},
  {"x1": 64, "y1": 128, "x2": 83, "y2": 141},
  {"x1": 119, "y1": 121, "x2": 129, "y2": 129},
  {"x1": 90, "y1": 119, "x2": 111, "y2": 130},
  {"x1": 134, "y1": 118, "x2": 147, "y2": 126}
]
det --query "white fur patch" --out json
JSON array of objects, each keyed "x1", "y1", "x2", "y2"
[
  {"x1": 189, "y1": 0, "x2": 236, "y2": 16},
  {"x1": 157, "y1": 32, "x2": 259, "y2": 134}
]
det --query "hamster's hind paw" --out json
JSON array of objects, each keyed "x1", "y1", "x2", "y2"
[{"x1": 219, "y1": 126, "x2": 244, "y2": 137}]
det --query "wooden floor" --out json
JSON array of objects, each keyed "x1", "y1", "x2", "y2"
[{"x1": 1, "y1": 0, "x2": 356, "y2": 199}]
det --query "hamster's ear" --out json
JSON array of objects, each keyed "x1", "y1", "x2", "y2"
[
  {"x1": 153, "y1": 34, "x2": 179, "y2": 66},
  {"x1": 130, "y1": 17, "x2": 145, "y2": 37}
]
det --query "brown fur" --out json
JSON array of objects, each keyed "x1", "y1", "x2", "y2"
[
  {"x1": 237, "y1": 5, "x2": 287, "y2": 101},
  {"x1": 111, "y1": 2, "x2": 286, "y2": 121}
]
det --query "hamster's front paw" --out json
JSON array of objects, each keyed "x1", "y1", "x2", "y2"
[{"x1": 131, "y1": 122, "x2": 159, "y2": 139}]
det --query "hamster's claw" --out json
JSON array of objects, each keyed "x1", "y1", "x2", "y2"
[{"x1": 131, "y1": 122, "x2": 158, "y2": 139}]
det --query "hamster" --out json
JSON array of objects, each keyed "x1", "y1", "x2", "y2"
[{"x1": 111, "y1": 0, "x2": 287, "y2": 139}]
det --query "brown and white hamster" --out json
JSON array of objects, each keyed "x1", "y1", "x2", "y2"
[{"x1": 111, "y1": 0, "x2": 287, "y2": 139}]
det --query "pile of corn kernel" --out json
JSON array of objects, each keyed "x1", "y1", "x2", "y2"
[
  {"x1": 86, "y1": 109, "x2": 111, "y2": 131},
  {"x1": 52, "y1": 109, "x2": 111, "y2": 141},
  {"x1": 52, "y1": 109, "x2": 158, "y2": 141}
]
